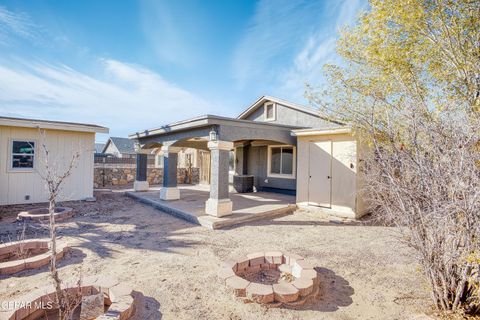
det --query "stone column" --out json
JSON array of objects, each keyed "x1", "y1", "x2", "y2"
[
  {"x1": 205, "y1": 140, "x2": 234, "y2": 217},
  {"x1": 160, "y1": 145, "x2": 182, "y2": 200},
  {"x1": 134, "y1": 153, "x2": 149, "y2": 191}
]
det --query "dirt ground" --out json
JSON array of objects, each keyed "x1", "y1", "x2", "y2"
[{"x1": 0, "y1": 191, "x2": 432, "y2": 320}]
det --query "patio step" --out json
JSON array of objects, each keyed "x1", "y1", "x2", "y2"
[
  {"x1": 197, "y1": 205, "x2": 297, "y2": 229},
  {"x1": 125, "y1": 191, "x2": 201, "y2": 225},
  {"x1": 125, "y1": 191, "x2": 296, "y2": 229}
]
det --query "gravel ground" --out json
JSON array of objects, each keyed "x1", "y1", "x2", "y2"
[{"x1": 0, "y1": 191, "x2": 432, "y2": 320}]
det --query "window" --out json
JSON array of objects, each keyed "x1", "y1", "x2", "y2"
[
  {"x1": 264, "y1": 102, "x2": 276, "y2": 121},
  {"x1": 229, "y1": 151, "x2": 235, "y2": 173},
  {"x1": 268, "y1": 145, "x2": 295, "y2": 178},
  {"x1": 184, "y1": 154, "x2": 193, "y2": 168},
  {"x1": 11, "y1": 140, "x2": 35, "y2": 169},
  {"x1": 155, "y1": 153, "x2": 164, "y2": 168}
]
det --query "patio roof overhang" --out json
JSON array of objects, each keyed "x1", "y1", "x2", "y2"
[
  {"x1": 130, "y1": 115, "x2": 304, "y2": 218},
  {"x1": 128, "y1": 115, "x2": 303, "y2": 149}
]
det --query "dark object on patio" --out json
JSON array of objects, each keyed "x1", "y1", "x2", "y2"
[{"x1": 233, "y1": 175, "x2": 254, "y2": 193}]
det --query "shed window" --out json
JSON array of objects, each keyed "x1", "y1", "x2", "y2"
[
  {"x1": 11, "y1": 140, "x2": 35, "y2": 169},
  {"x1": 268, "y1": 145, "x2": 295, "y2": 178}
]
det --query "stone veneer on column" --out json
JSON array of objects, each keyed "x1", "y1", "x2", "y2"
[
  {"x1": 205, "y1": 140, "x2": 234, "y2": 217},
  {"x1": 160, "y1": 146, "x2": 181, "y2": 200},
  {"x1": 134, "y1": 153, "x2": 149, "y2": 191}
]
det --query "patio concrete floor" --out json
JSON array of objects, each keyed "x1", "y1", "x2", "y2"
[{"x1": 126, "y1": 184, "x2": 297, "y2": 229}]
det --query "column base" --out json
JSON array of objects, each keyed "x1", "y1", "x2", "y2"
[
  {"x1": 205, "y1": 198, "x2": 233, "y2": 217},
  {"x1": 160, "y1": 187, "x2": 180, "y2": 200},
  {"x1": 134, "y1": 180, "x2": 149, "y2": 192}
]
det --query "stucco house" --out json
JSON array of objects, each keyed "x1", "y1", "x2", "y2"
[
  {"x1": 130, "y1": 96, "x2": 368, "y2": 219},
  {"x1": 0, "y1": 116, "x2": 108, "y2": 206}
]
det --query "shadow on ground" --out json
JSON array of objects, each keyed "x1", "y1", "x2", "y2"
[
  {"x1": 0, "y1": 248, "x2": 87, "y2": 279},
  {"x1": 133, "y1": 291, "x2": 162, "y2": 320},
  {"x1": 308, "y1": 267, "x2": 355, "y2": 312},
  {"x1": 0, "y1": 191, "x2": 203, "y2": 260}
]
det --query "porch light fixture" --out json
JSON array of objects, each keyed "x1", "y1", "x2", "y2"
[
  {"x1": 134, "y1": 141, "x2": 141, "y2": 152},
  {"x1": 209, "y1": 128, "x2": 218, "y2": 141}
]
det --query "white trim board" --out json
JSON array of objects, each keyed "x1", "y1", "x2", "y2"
[{"x1": 0, "y1": 117, "x2": 109, "y2": 134}]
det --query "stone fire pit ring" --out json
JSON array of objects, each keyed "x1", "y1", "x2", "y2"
[
  {"x1": 0, "y1": 276, "x2": 137, "y2": 320},
  {"x1": 218, "y1": 251, "x2": 319, "y2": 306},
  {"x1": 17, "y1": 207, "x2": 74, "y2": 222},
  {"x1": 0, "y1": 239, "x2": 69, "y2": 275}
]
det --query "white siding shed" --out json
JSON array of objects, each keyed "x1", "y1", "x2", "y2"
[{"x1": 0, "y1": 117, "x2": 108, "y2": 205}]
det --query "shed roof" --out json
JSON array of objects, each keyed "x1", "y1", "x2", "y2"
[
  {"x1": 0, "y1": 116, "x2": 109, "y2": 134},
  {"x1": 292, "y1": 127, "x2": 351, "y2": 136}
]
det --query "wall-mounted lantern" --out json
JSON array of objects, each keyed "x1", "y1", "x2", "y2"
[{"x1": 209, "y1": 127, "x2": 218, "y2": 141}]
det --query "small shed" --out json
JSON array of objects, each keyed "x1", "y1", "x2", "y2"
[
  {"x1": 293, "y1": 127, "x2": 368, "y2": 218},
  {"x1": 0, "y1": 116, "x2": 109, "y2": 205}
]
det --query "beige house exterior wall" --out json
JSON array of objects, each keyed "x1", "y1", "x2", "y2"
[
  {"x1": 0, "y1": 126, "x2": 96, "y2": 205},
  {"x1": 295, "y1": 130, "x2": 368, "y2": 218}
]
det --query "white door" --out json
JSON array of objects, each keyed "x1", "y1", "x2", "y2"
[{"x1": 308, "y1": 141, "x2": 332, "y2": 208}]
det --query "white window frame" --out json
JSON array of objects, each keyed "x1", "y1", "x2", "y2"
[
  {"x1": 155, "y1": 152, "x2": 164, "y2": 168},
  {"x1": 264, "y1": 102, "x2": 276, "y2": 121},
  {"x1": 267, "y1": 145, "x2": 296, "y2": 179},
  {"x1": 9, "y1": 139, "x2": 37, "y2": 172}
]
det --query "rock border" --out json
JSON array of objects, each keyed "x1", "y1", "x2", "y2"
[
  {"x1": 17, "y1": 207, "x2": 74, "y2": 222},
  {"x1": 218, "y1": 251, "x2": 319, "y2": 306},
  {"x1": 0, "y1": 239, "x2": 69, "y2": 275},
  {"x1": 0, "y1": 276, "x2": 136, "y2": 320}
]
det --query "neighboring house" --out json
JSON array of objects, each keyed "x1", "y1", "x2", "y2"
[
  {"x1": 102, "y1": 137, "x2": 136, "y2": 158},
  {"x1": 130, "y1": 95, "x2": 367, "y2": 219},
  {"x1": 94, "y1": 143, "x2": 106, "y2": 154},
  {"x1": 102, "y1": 136, "x2": 199, "y2": 171},
  {"x1": 0, "y1": 116, "x2": 108, "y2": 205}
]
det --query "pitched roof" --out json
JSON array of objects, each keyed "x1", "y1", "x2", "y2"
[
  {"x1": 94, "y1": 143, "x2": 105, "y2": 153},
  {"x1": 104, "y1": 137, "x2": 136, "y2": 154},
  {"x1": 237, "y1": 95, "x2": 323, "y2": 119}
]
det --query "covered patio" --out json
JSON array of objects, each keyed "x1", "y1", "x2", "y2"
[
  {"x1": 129, "y1": 115, "x2": 300, "y2": 221},
  {"x1": 126, "y1": 184, "x2": 296, "y2": 229}
]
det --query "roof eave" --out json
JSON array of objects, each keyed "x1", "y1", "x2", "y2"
[
  {"x1": 0, "y1": 117, "x2": 109, "y2": 134},
  {"x1": 129, "y1": 115, "x2": 303, "y2": 140},
  {"x1": 292, "y1": 127, "x2": 352, "y2": 136}
]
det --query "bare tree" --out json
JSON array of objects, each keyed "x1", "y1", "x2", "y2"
[
  {"x1": 37, "y1": 129, "x2": 83, "y2": 319},
  {"x1": 365, "y1": 111, "x2": 480, "y2": 313},
  {"x1": 307, "y1": 0, "x2": 480, "y2": 314}
]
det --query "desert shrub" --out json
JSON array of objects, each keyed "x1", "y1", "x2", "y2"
[{"x1": 309, "y1": 0, "x2": 480, "y2": 314}]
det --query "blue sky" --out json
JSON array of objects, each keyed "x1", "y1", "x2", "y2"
[{"x1": 0, "y1": 0, "x2": 366, "y2": 141}]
